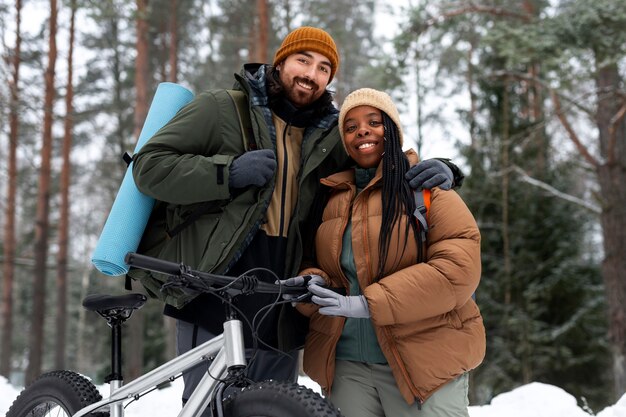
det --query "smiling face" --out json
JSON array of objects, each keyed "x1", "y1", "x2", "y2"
[
  {"x1": 342, "y1": 105, "x2": 386, "y2": 169},
  {"x1": 276, "y1": 51, "x2": 332, "y2": 107}
]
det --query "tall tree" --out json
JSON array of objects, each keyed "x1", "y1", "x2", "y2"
[
  {"x1": 26, "y1": 0, "x2": 58, "y2": 384},
  {"x1": 55, "y1": 0, "x2": 77, "y2": 370},
  {"x1": 551, "y1": 1, "x2": 626, "y2": 398},
  {"x1": 394, "y1": 0, "x2": 616, "y2": 409},
  {"x1": 163, "y1": 0, "x2": 180, "y2": 361},
  {"x1": 127, "y1": 0, "x2": 151, "y2": 380},
  {"x1": 0, "y1": 0, "x2": 22, "y2": 380},
  {"x1": 133, "y1": 0, "x2": 150, "y2": 139},
  {"x1": 254, "y1": 0, "x2": 268, "y2": 63},
  {"x1": 167, "y1": 0, "x2": 178, "y2": 82}
]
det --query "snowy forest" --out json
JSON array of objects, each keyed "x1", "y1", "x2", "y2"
[{"x1": 0, "y1": 0, "x2": 624, "y2": 413}]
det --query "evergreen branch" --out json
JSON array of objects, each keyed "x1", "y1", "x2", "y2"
[
  {"x1": 488, "y1": 70, "x2": 602, "y2": 167},
  {"x1": 549, "y1": 89, "x2": 601, "y2": 167},
  {"x1": 489, "y1": 70, "x2": 596, "y2": 118},
  {"x1": 511, "y1": 165, "x2": 601, "y2": 214},
  {"x1": 417, "y1": 1, "x2": 532, "y2": 33},
  {"x1": 549, "y1": 294, "x2": 605, "y2": 340}
]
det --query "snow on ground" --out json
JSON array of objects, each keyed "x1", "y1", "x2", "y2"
[{"x1": 1, "y1": 374, "x2": 624, "y2": 416}]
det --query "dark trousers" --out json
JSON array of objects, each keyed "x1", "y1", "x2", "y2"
[{"x1": 176, "y1": 319, "x2": 299, "y2": 416}]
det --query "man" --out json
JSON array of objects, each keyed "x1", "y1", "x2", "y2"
[{"x1": 132, "y1": 26, "x2": 461, "y2": 410}]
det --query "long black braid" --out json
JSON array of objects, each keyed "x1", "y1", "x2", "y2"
[{"x1": 377, "y1": 112, "x2": 424, "y2": 280}]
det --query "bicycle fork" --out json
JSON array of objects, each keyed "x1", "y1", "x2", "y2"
[{"x1": 178, "y1": 318, "x2": 247, "y2": 417}]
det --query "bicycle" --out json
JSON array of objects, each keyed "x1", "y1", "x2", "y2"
[{"x1": 6, "y1": 252, "x2": 343, "y2": 417}]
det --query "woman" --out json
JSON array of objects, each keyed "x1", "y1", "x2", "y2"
[{"x1": 294, "y1": 88, "x2": 486, "y2": 417}]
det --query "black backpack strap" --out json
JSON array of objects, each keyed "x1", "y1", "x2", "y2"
[
  {"x1": 166, "y1": 201, "x2": 215, "y2": 238},
  {"x1": 122, "y1": 152, "x2": 134, "y2": 167},
  {"x1": 413, "y1": 189, "x2": 429, "y2": 242},
  {"x1": 226, "y1": 89, "x2": 255, "y2": 151}
]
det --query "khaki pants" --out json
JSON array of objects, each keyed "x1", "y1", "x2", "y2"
[{"x1": 329, "y1": 360, "x2": 469, "y2": 417}]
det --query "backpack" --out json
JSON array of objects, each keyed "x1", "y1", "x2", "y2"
[
  {"x1": 413, "y1": 188, "x2": 431, "y2": 243},
  {"x1": 124, "y1": 90, "x2": 253, "y2": 301}
]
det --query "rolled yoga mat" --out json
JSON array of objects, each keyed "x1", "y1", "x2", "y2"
[{"x1": 91, "y1": 82, "x2": 195, "y2": 276}]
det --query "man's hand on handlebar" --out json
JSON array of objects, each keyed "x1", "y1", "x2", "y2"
[{"x1": 276, "y1": 274, "x2": 326, "y2": 305}]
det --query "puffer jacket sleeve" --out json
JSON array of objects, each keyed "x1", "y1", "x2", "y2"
[
  {"x1": 132, "y1": 91, "x2": 237, "y2": 205},
  {"x1": 364, "y1": 188, "x2": 481, "y2": 326}
]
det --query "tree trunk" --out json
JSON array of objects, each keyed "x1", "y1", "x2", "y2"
[
  {"x1": 168, "y1": 0, "x2": 178, "y2": 82},
  {"x1": 127, "y1": 0, "x2": 151, "y2": 380},
  {"x1": 255, "y1": 0, "x2": 269, "y2": 63},
  {"x1": 126, "y1": 308, "x2": 145, "y2": 380},
  {"x1": 55, "y1": 0, "x2": 76, "y2": 370},
  {"x1": 108, "y1": 8, "x2": 127, "y2": 180},
  {"x1": 26, "y1": 0, "x2": 58, "y2": 384},
  {"x1": 133, "y1": 0, "x2": 150, "y2": 139},
  {"x1": 595, "y1": 62, "x2": 626, "y2": 400},
  {"x1": 1, "y1": 0, "x2": 22, "y2": 380},
  {"x1": 76, "y1": 266, "x2": 91, "y2": 376}
]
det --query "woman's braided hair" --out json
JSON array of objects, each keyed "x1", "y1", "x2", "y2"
[{"x1": 377, "y1": 112, "x2": 424, "y2": 280}]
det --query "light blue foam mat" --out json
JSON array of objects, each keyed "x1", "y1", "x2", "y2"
[{"x1": 91, "y1": 82, "x2": 195, "y2": 276}]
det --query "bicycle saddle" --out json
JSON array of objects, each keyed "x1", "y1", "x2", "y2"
[{"x1": 82, "y1": 293, "x2": 147, "y2": 312}]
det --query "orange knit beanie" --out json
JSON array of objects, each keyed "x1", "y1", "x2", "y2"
[{"x1": 273, "y1": 26, "x2": 340, "y2": 82}]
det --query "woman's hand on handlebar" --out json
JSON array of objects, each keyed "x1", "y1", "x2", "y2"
[{"x1": 276, "y1": 274, "x2": 326, "y2": 305}]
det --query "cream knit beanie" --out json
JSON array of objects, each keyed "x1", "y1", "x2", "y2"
[{"x1": 338, "y1": 88, "x2": 403, "y2": 150}]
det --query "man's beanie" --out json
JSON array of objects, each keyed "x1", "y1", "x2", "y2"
[
  {"x1": 273, "y1": 26, "x2": 340, "y2": 82},
  {"x1": 338, "y1": 88, "x2": 404, "y2": 150}
]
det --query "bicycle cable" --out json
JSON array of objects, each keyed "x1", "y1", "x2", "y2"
[{"x1": 160, "y1": 265, "x2": 306, "y2": 373}]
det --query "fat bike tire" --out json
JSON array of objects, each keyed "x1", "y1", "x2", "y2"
[
  {"x1": 222, "y1": 379, "x2": 343, "y2": 417},
  {"x1": 6, "y1": 370, "x2": 108, "y2": 417}
]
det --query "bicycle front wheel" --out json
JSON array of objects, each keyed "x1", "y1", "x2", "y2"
[
  {"x1": 223, "y1": 380, "x2": 343, "y2": 417},
  {"x1": 6, "y1": 370, "x2": 108, "y2": 417}
]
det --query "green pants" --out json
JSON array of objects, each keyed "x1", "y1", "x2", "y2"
[{"x1": 329, "y1": 360, "x2": 469, "y2": 417}]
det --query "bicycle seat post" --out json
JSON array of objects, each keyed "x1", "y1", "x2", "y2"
[
  {"x1": 109, "y1": 315, "x2": 123, "y2": 387},
  {"x1": 103, "y1": 315, "x2": 126, "y2": 417},
  {"x1": 82, "y1": 293, "x2": 147, "y2": 417}
]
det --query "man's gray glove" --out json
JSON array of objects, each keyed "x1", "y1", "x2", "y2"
[
  {"x1": 277, "y1": 274, "x2": 326, "y2": 305},
  {"x1": 405, "y1": 158, "x2": 454, "y2": 191},
  {"x1": 308, "y1": 284, "x2": 370, "y2": 318},
  {"x1": 229, "y1": 149, "x2": 276, "y2": 189}
]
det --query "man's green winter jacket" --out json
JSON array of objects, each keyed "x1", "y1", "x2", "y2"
[{"x1": 130, "y1": 66, "x2": 349, "y2": 309}]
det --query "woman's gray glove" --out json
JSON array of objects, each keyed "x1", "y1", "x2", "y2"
[
  {"x1": 229, "y1": 149, "x2": 276, "y2": 189},
  {"x1": 308, "y1": 284, "x2": 370, "y2": 318},
  {"x1": 405, "y1": 158, "x2": 454, "y2": 191}
]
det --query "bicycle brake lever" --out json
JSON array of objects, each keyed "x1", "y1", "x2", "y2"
[
  {"x1": 288, "y1": 286, "x2": 346, "y2": 304},
  {"x1": 291, "y1": 292, "x2": 313, "y2": 303}
]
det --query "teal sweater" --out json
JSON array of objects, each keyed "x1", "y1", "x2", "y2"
[{"x1": 335, "y1": 167, "x2": 387, "y2": 364}]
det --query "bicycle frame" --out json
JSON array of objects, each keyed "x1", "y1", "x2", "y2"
[
  {"x1": 6, "y1": 253, "x2": 344, "y2": 417},
  {"x1": 74, "y1": 319, "x2": 246, "y2": 417}
]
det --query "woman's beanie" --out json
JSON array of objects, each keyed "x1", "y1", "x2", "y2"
[
  {"x1": 338, "y1": 88, "x2": 403, "y2": 151},
  {"x1": 273, "y1": 27, "x2": 340, "y2": 82}
]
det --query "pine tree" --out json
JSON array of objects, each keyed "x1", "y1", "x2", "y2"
[
  {"x1": 394, "y1": 0, "x2": 615, "y2": 409},
  {"x1": 0, "y1": 0, "x2": 22, "y2": 381}
]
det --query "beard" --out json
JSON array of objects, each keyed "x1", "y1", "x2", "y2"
[{"x1": 279, "y1": 74, "x2": 323, "y2": 108}]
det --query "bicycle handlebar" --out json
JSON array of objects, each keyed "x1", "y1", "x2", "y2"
[{"x1": 125, "y1": 252, "x2": 308, "y2": 295}]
